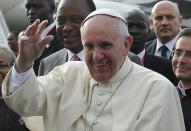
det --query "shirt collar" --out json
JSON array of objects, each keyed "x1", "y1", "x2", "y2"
[
  {"x1": 67, "y1": 49, "x2": 85, "y2": 61},
  {"x1": 41, "y1": 22, "x2": 56, "y2": 39},
  {"x1": 178, "y1": 82, "x2": 191, "y2": 96},
  {"x1": 156, "y1": 34, "x2": 179, "y2": 53}
]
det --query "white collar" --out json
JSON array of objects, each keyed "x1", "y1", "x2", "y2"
[
  {"x1": 67, "y1": 50, "x2": 85, "y2": 61},
  {"x1": 178, "y1": 82, "x2": 191, "y2": 96},
  {"x1": 156, "y1": 34, "x2": 179, "y2": 52}
]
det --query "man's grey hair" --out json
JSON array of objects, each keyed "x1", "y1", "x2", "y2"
[
  {"x1": 81, "y1": 8, "x2": 129, "y2": 40},
  {"x1": 0, "y1": 45, "x2": 16, "y2": 65}
]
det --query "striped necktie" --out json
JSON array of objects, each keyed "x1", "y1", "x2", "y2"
[{"x1": 70, "y1": 54, "x2": 81, "y2": 61}]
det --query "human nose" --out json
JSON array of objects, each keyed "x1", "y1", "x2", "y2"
[
  {"x1": 63, "y1": 20, "x2": 73, "y2": 32},
  {"x1": 161, "y1": 17, "x2": 168, "y2": 25},
  {"x1": 93, "y1": 48, "x2": 104, "y2": 61},
  {"x1": 177, "y1": 54, "x2": 187, "y2": 63}
]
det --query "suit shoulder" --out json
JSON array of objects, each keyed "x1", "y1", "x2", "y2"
[
  {"x1": 150, "y1": 53, "x2": 171, "y2": 64},
  {"x1": 145, "y1": 39, "x2": 157, "y2": 47},
  {"x1": 42, "y1": 49, "x2": 67, "y2": 62}
]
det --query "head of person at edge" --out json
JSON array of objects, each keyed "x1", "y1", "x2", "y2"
[
  {"x1": 150, "y1": 0, "x2": 182, "y2": 44},
  {"x1": 25, "y1": 0, "x2": 55, "y2": 25},
  {"x1": 81, "y1": 10, "x2": 132, "y2": 83}
]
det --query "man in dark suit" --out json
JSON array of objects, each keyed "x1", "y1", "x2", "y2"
[
  {"x1": 172, "y1": 28, "x2": 191, "y2": 131},
  {"x1": 38, "y1": 0, "x2": 142, "y2": 76},
  {"x1": 25, "y1": 0, "x2": 63, "y2": 74},
  {"x1": 125, "y1": 8, "x2": 178, "y2": 85},
  {"x1": 145, "y1": 0, "x2": 182, "y2": 59}
]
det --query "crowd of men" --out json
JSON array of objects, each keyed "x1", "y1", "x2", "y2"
[{"x1": 0, "y1": 0, "x2": 190, "y2": 131}]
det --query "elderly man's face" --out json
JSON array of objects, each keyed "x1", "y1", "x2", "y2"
[
  {"x1": 56, "y1": 0, "x2": 91, "y2": 54},
  {"x1": 150, "y1": 4, "x2": 182, "y2": 43},
  {"x1": 81, "y1": 16, "x2": 132, "y2": 83},
  {"x1": 0, "y1": 50, "x2": 11, "y2": 85},
  {"x1": 172, "y1": 36, "x2": 191, "y2": 81}
]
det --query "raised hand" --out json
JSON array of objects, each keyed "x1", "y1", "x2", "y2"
[{"x1": 16, "y1": 19, "x2": 54, "y2": 73}]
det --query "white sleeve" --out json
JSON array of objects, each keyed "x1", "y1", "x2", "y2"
[{"x1": 9, "y1": 65, "x2": 33, "y2": 92}]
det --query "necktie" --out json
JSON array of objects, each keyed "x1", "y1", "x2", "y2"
[
  {"x1": 70, "y1": 54, "x2": 81, "y2": 61},
  {"x1": 161, "y1": 45, "x2": 168, "y2": 58}
]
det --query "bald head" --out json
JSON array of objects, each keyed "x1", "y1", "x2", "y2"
[
  {"x1": 150, "y1": 0, "x2": 182, "y2": 43},
  {"x1": 151, "y1": 0, "x2": 180, "y2": 17}
]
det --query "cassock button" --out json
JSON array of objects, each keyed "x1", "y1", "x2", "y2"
[{"x1": 96, "y1": 101, "x2": 102, "y2": 106}]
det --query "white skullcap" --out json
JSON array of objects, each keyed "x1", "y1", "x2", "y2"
[{"x1": 81, "y1": 8, "x2": 127, "y2": 27}]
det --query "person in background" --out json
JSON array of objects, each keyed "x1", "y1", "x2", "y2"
[
  {"x1": 2, "y1": 9, "x2": 185, "y2": 131},
  {"x1": 25, "y1": 0, "x2": 63, "y2": 74},
  {"x1": 145, "y1": 0, "x2": 182, "y2": 59},
  {"x1": 7, "y1": 31, "x2": 19, "y2": 56},
  {"x1": 38, "y1": 0, "x2": 96, "y2": 76},
  {"x1": 125, "y1": 8, "x2": 178, "y2": 85},
  {"x1": 172, "y1": 28, "x2": 191, "y2": 131},
  {"x1": 38, "y1": 0, "x2": 142, "y2": 76},
  {"x1": 0, "y1": 45, "x2": 29, "y2": 131}
]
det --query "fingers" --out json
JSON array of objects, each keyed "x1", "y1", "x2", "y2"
[
  {"x1": 25, "y1": 19, "x2": 40, "y2": 36},
  {"x1": 36, "y1": 20, "x2": 48, "y2": 35},
  {"x1": 40, "y1": 35, "x2": 54, "y2": 48},
  {"x1": 24, "y1": 19, "x2": 48, "y2": 37}
]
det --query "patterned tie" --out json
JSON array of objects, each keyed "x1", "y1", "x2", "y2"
[
  {"x1": 161, "y1": 45, "x2": 168, "y2": 58},
  {"x1": 70, "y1": 54, "x2": 81, "y2": 61}
]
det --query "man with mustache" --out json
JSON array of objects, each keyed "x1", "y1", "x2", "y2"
[
  {"x1": 145, "y1": 0, "x2": 182, "y2": 59},
  {"x1": 1, "y1": 9, "x2": 185, "y2": 131},
  {"x1": 172, "y1": 28, "x2": 191, "y2": 131},
  {"x1": 38, "y1": 0, "x2": 142, "y2": 76},
  {"x1": 125, "y1": 8, "x2": 178, "y2": 85}
]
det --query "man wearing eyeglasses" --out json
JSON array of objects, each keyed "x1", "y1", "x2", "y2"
[
  {"x1": 0, "y1": 45, "x2": 29, "y2": 131},
  {"x1": 172, "y1": 28, "x2": 191, "y2": 131}
]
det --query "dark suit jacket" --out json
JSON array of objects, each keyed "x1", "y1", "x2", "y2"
[
  {"x1": 0, "y1": 91, "x2": 29, "y2": 131},
  {"x1": 177, "y1": 88, "x2": 191, "y2": 131},
  {"x1": 145, "y1": 39, "x2": 157, "y2": 54},
  {"x1": 38, "y1": 48, "x2": 68, "y2": 76},
  {"x1": 38, "y1": 49, "x2": 143, "y2": 76},
  {"x1": 33, "y1": 26, "x2": 63, "y2": 75},
  {"x1": 144, "y1": 52, "x2": 178, "y2": 85}
]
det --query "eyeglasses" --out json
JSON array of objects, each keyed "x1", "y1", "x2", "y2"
[{"x1": 173, "y1": 49, "x2": 191, "y2": 58}]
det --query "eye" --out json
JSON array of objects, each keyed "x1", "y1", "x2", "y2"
[
  {"x1": 173, "y1": 50, "x2": 182, "y2": 57},
  {"x1": 185, "y1": 52, "x2": 191, "y2": 58},
  {"x1": 101, "y1": 42, "x2": 112, "y2": 50},
  {"x1": 84, "y1": 43, "x2": 94, "y2": 51},
  {"x1": 155, "y1": 16, "x2": 163, "y2": 21},
  {"x1": 166, "y1": 15, "x2": 176, "y2": 20},
  {"x1": 71, "y1": 16, "x2": 85, "y2": 24}
]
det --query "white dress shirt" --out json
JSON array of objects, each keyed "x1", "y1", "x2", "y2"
[{"x1": 154, "y1": 34, "x2": 179, "y2": 59}]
